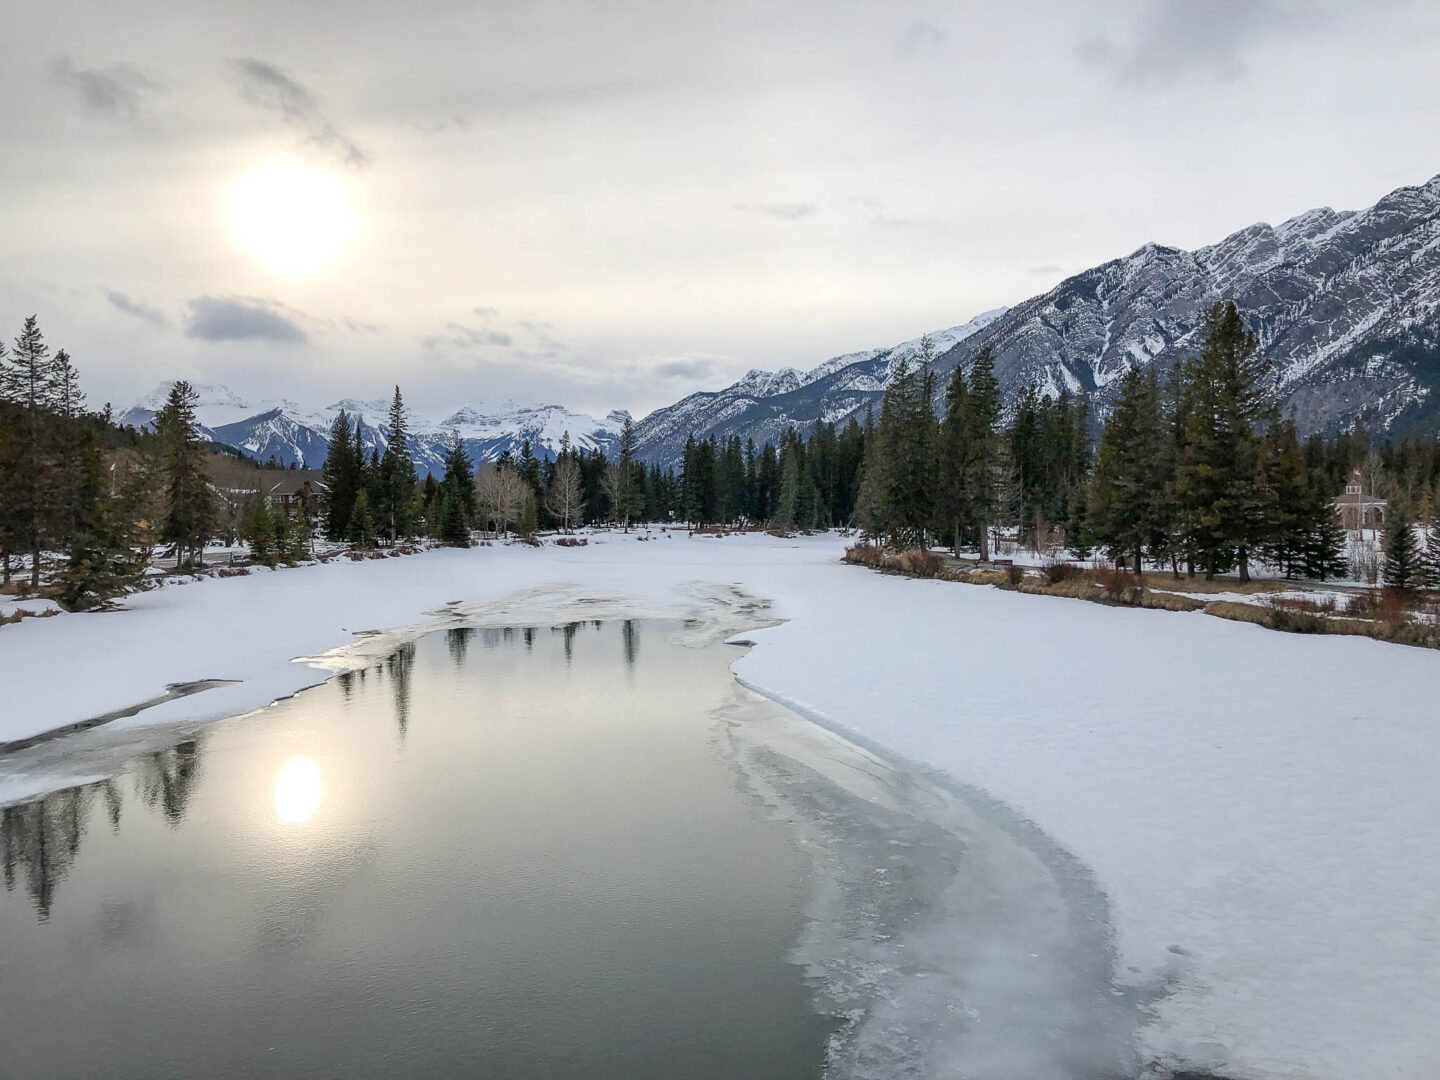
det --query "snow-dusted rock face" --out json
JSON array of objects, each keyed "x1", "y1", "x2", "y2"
[
  {"x1": 635, "y1": 174, "x2": 1440, "y2": 463},
  {"x1": 632, "y1": 309, "x2": 1009, "y2": 465},
  {"x1": 116, "y1": 387, "x2": 625, "y2": 476},
  {"x1": 931, "y1": 173, "x2": 1440, "y2": 435}
]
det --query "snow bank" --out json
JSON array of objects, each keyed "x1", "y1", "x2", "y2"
[{"x1": 3, "y1": 532, "x2": 1439, "y2": 1079}]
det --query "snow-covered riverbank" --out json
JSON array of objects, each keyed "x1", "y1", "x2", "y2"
[{"x1": 4, "y1": 531, "x2": 1439, "y2": 1080}]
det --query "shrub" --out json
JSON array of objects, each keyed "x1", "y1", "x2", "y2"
[
  {"x1": 1042, "y1": 560, "x2": 1083, "y2": 585},
  {"x1": 1005, "y1": 563, "x2": 1025, "y2": 587},
  {"x1": 843, "y1": 543, "x2": 886, "y2": 569},
  {"x1": 1095, "y1": 566, "x2": 1144, "y2": 606},
  {"x1": 895, "y1": 549, "x2": 941, "y2": 578},
  {"x1": 1263, "y1": 595, "x2": 1327, "y2": 634}
]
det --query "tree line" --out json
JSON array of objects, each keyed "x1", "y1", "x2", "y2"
[
  {"x1": 10, "y1": 305, "x2": 1440, "y2": 608},
  {"x1": 852, "y1": 302, "x2": 1440, "y2": 584},
  {"x1": 0, "y1": 317, "x2": 221, "y2": 608}
]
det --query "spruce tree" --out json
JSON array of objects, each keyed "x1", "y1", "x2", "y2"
[
  {"x1": 1421, "y1": 518, "x2": 1440, "y2": 590},
  {"x1": 936, "y1": 364, "x2": 971, "y2": 550},
  {"x1": 154, "y1": 380, "x2": 217, "y2": 569},
  {"x1": 441, "y1": 431, "x2": 476, "y2": 526},
  {"x1": 378, "y1": 386, "x2": 415, "y2": 545},
  {"x1": 1173, "y1": 302, "x2": 1272, "y2": 580},
  {"x1": 962, "y1": 347, "x2": 1002, "y2": 560},
  {"x1": 1384, "y1": 514, "x2": 1419, "y2": 589},
  {"x1": 1257, "y1": 421, "x2": 1312, "y2": 578},
  {"x1": 246, "y1": 493, "x2": 276, "y2": 567},
  {"x1": 1088, "y1": 366, "x2": 1170, "y2": 574},
  {"x1": 0, "y1": 316, "x2": 59, "y2": 585},
  {"x1": 322, "y1": 409, "x2": 356, "y2": 540},
  {"x1": 1301, "y1": 488, "x2": 1348, "y2": 581},
  {"x1": 349, "y1": 489, "x2": 375, "y2": 548}
]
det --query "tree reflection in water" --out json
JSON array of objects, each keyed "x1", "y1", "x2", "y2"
[
  {"x1": 2, "y1": 740, "x2": 206, "y2": 921},
  {"x1": 622, "y1": 619, "x2": 639, "y2": 669},
  {"x1": 386, "y1": 642, "x2": 416, "y2": 738},
  {"x1": 446, "y1": 627, "x2": 472, "y2": 666}
]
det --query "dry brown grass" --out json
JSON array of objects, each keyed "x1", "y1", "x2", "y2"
[
  {"x1": 844, "y1": 544, "x2": 1437, "y2": 648},
  {"x1": 1142, "y1": 591, "x2": 1206, "y2": 612},
  {"x1": 1203, "y1": 600, "x2": 1272, "y2": 625},
  {"x1": 894, "y1": 549, "x2": 942, "y2": 578}
]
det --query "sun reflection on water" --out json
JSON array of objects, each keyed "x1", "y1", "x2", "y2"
[{"x1": 274, "y1": 756, "x2": 323, "y2": 825}]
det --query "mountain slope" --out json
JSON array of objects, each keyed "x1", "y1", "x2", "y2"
[
  {"x1": 117, "y1": 387, "x2": 625, "y2": 476},
  {"x1": 634, "y1": 174, "x2": 1440, "y2": 463},
  {"x1": 632, "y1": 310, "x2": 1008, "y2": 464},
  {"x1": 924, "y1": 174, "x2": 1440, "y2": 434}
]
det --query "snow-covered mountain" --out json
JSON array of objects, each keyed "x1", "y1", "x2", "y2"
[
  {"x1": 631, "y1": 310, "x2": 1008, "y2": 464},
  {"x1": 117, "y1": 388, "x2": 626, "y2": 476},
  {"x1": 634, "y1": 173, "x2": 1440, "y2": 463},
  {"x1": 913, "y1": 173, "x2": 1440, "y2": 438},
  {"x1": 120, "y1": 175, "x2": 1440, "y2": 471}
]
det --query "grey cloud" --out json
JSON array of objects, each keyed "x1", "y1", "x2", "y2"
[
  {"x1": 1026, "y1": 264, "x2": 1063, "y2": 277},
  {"x1": 49, "y1": 57, "x2": 161, "y2": 123},
  {"x1": 184, "y1": 296, "x2": 307, "y2": 344},
  {"x1": 897, "y1": 20, "x2": 948, "y2": 60},
  {"x1": 226, "y1": 57, "x2": 371, "y2": 167},
  {"x1": 654, "y1": 357, "x2": 718, "y2": 380},
  {"x1": 472, "y1": 305, "x2": 500, "y2": 317},
  {"x1": 735, "y1": 201, "x2": 818, "y2": 221},
  {"x1": 1078, "y1": 0, "x2": 1298, "y2": 87},
  {"x1": 421, "y1": 322, "x2": 513, "y2": 349},
  {"x1": 106, "y1": 289, "x2": 168, "y2": 326}
]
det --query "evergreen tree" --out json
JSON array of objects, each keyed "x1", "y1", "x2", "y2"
[
  {"x1": 1257, "y1": 421, "x2": 1312, "y2": 578},
  {"x1": 246, "y1": 493, "x2": 276, "y2": 567},
  {"x1": 0, "y1": 316, "x2": 59, "y2": 585},
  {"x1": 1301, "y1": 491, "x2": 1349, "y2": 582},
  {"x1": 1088, "y1": 366, "x2": 1170, "y2": 574},
  {"x1": 57, "y1": 449, "x2": 152, "y2": 610},
  {"x1": 611, "y1": 417, "x2": 642, "y2": 530},
  {"x1": 349, "y1": 489, "x2": 376, "y2": 548},
  {"x1": 154, "y1": 380, "x2": 217, "y2": 569},
  {"x1": 441, "y1": 430, "x2": 476, "y2": 527},
  {"x1": 1420, "y1": 517, "x2": 1440, "y2": 590},
  {"x1": 322, "y1": 410, "x2": 357, "y2": 540},
  {"x1": 936, "y1": 363, "x2": 971, "y2": 550},
  {"x1": 1384, "y1": 513, "x2": 1420, "y2": 589},
  {"x1": 518, "y1": 492, "x2": 539, "y2": 539},
  {"x1": 962, "y1": 347, "x2": 1002, "y2": 560},
  {"x1": 439, "y1": 490, "x2": 470, "y2": 547},
  {"x1": 378, "y1": 386, "x2": 415, "y2": 544},
  {"x1": 1173, "y1": 302, "x2": 1273, "y2": 580}
]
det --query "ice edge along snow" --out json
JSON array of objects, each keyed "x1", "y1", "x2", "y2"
[{"x1": 722, "y1": 670, "x2": 1148, "y2": 1080}]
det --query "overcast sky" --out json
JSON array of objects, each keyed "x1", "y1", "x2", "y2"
[{"x1": 2, "y1": 0, "x2": 1438, "y2": 421}]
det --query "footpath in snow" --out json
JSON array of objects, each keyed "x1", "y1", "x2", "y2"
[{"x1": 2, "y1": 532, "x2": 1439, "y2": 1080}]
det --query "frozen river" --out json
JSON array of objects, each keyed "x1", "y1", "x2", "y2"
[
  {"x1": 2, "y1": 608, "x2": 1143, "y2": 1079},
  {"x1": 0, "y1": 621, "x2": 835, "y2": 1079}
]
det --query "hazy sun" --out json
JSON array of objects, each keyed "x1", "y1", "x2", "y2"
[{"x1": 229, "y1": 162, "x2": 356, "y2": 276}]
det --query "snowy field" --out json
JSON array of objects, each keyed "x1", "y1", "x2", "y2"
[{"x1": 2, "y1": 531, "x2": 1439, "y2": 1079}]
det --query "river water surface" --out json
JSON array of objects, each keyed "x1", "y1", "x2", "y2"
[{"x1": 0, "y1": 620, "x2": 833, "y2": 1079}]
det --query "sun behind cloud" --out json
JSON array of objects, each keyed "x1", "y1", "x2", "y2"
[{"x1": 229, "y1": 161, "x2": 356, "y2": 276}]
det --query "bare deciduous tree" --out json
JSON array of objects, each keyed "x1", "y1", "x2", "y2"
[
  {"x1": 547, "y1": 456, "x2": 583, "y2": 532},
  {"x1": 476, "y1": 462, "x2": 528, "y2": 538}
]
